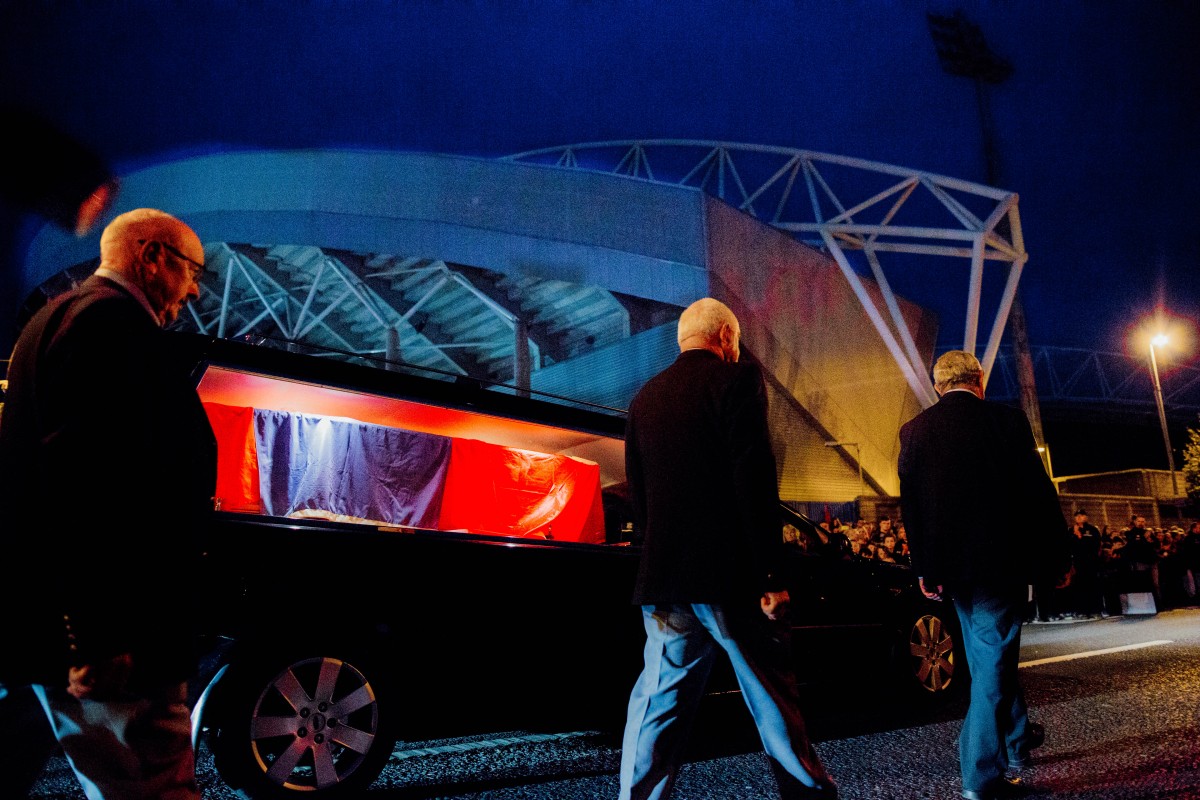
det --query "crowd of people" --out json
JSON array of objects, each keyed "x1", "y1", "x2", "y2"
[
  {"x1": 1033, "y1": 513, "x2": 1200, "y2": 619},
  {"x1": 839, "y1": 517, "x2": 912, "y2": 564},
  {"x1": 793, "y1": 510, "x2": 1200, "y2": 619},
  {"x1": 790, "y1": 516, "x2": 914, "y2": 565}
]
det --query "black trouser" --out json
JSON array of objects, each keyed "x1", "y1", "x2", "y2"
[
  {"x1": 1032, "y1": 580, "x2": 1061, "y2": 620},
  {"x1": 1070, "y1": 561, "x2": 1102, "y2": 615}
]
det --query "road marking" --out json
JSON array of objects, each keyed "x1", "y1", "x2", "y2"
[
  {"x1": 1019, "y1": 640, "x2": 1174, "y2": 668},
  {"x1": 390, "y1": 731, "x2": 592, "y2": 760}
]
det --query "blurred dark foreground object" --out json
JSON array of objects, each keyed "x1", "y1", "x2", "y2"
[{"x1": 0, "y1": 104, "x2": 118, "y2": 236}]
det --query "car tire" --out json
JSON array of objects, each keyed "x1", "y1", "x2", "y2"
[
  {"x1": 208, "y1": 651, "x2": 398, "y2": 800},
  {"x1": 895, "y1": 603, "x2": 967, "y2": 703}
]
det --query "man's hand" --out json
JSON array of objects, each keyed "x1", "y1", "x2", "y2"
[
  {"x1": 67, "y1": 653, "x2": 134, "y2": 701},
  {"x1": 919, "y1": 577, "x2": 943, "y2": 601},
  {"x1": 761, "y1": 590, "x2": 790, "y2": 621}
]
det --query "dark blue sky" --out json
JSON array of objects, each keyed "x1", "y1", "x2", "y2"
[{"x1": 2, "y1": 0, "x2": 1197, "y2": 360}]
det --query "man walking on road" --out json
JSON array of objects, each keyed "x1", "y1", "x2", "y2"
[
  {"x1": 898, "y1": 350, "x2": 1071, "y2": 800},
  {"x1": 617, "y1": 297, "x2": 836, "y2": 800},
  {"x1": 0, "y1": 208, "x2": 217, "y2": 800}
]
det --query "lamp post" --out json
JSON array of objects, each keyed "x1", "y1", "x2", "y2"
[
  {"x1": 825, "y1": 441, "x2": 864, "y2": 502},
  {"x1": 1148, "y1": 333, "x2": 1180, "y2": 500}
]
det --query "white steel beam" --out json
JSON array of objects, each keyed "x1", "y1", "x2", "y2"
[
  {"x1": 822, "y1": 230, "x2": 939, "y2": 407},
  {"x1": 963, "y1": 235, "x2": 985, "y2": 353}
]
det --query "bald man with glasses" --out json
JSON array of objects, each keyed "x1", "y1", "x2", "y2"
[{"x1": 0, "y1": 208, "x2": 216, "y2": 799}]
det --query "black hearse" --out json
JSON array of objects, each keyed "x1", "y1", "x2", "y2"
[{"x1": 174, "y1": 334, "x2": 962, "y2": 800}]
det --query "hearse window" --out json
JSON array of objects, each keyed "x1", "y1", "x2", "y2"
[
  {"x1": 782, "y1": 511, "x2": 853, "y2": 560},
  {"x1": 196, "y1": 365, "x2": 627, "y2": 544}
]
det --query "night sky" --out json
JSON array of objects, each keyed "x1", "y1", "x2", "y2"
[{"x1": 2, "y1": 0, "x2": 1197, "y2": 363}]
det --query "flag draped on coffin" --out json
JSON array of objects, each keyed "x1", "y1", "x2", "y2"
[
  {"x1": 254, "y1": 409, "x2": 451, "y2": 529},
  {"x1": 203, "y1": 403, "x2": 262, "y2": 513},
  {"x1": 438, "y1": 437, "x2": 605, "y2": 543},
  {"x1": 203, "y1": 404, "x2": 606, "y2": 542}
]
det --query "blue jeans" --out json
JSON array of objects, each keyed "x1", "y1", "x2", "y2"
[
  {"x1": 618, "y1": 603, "x2": 834, "y2": 800},
  {"x1": 950, "y1": 583, "x2": 1034, "y2": 793},
  {"x1": 32, "y1": 681, "x2": 198, "y2": 800}
]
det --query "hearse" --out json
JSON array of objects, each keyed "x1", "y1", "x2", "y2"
[{"x1": 174, "y1": 334, "x2": 963, "y2": 799}]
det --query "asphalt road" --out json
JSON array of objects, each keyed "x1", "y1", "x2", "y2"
[{"x1": 28, "y1": 607, "x2": 1200, "y2": 800}]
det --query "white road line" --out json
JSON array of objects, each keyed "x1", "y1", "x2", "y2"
[
  {"x1": 1019, "y1": 640, "x2": 1174, "y2": 668},
  {"x1": 390, "y1": 731, "x2": 591, "y2": 760}
]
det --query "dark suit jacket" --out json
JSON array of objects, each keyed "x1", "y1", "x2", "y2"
[
  {"x1": 897, "y1": 389, "x2": 1068, "y2": 587},
  {"x1": 626, "y1": 349, "x2": 784, "y2": 605},
  {"x1": 0, "y1": 275, "x2": 216, "y2": 687}
]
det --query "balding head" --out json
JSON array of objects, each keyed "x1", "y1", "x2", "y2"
[
  {"x1": 100, "y1": 208, "x2": 194, "y2": 268},
  {"x1": 99, "y1": 208, "x2": 204, "y2": 326},
  {"x1": 677, "y1": 297, "x2": 740, "y2": 363}
]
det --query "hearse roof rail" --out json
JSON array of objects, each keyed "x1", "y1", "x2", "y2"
[{"x1": 172, "y1": 332, "x2": 629, "y2": 437}]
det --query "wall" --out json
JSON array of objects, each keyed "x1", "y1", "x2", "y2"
[{"x1": 704, "y1": 197, "x2": 937, "y2": 498}]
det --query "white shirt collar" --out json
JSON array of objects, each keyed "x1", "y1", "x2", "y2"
[{"x1": 94, "y1": 267, "x2": 161, "y2": 326}]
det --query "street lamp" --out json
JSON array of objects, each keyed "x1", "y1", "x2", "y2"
[
  {"x1": 1036, "y1": 444, "x2": 1055, "y2": 484},
  {"x1": 1147, "y1": 333, "x2": 1179, "y2": 500},
  {"x1": 824, "y1": 441, "x2": 864, "y2": 501}
]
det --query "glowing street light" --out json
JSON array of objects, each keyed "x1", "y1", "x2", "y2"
[{"x1": 1147, "y1": 333, "x2": 1179, "y2": 499}]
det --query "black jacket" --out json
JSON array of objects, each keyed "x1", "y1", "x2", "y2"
[
  {"x1": 0, "y1": 276, "x2": 217, "y2": 687},
  {"x1": 625, "y1": 349, "x2": 784, "y2": 605},
  {"x1": 897, "y1": 390, "x2": 1069, "y2": 586},
  {"x1": 1069, "y1": 521, "x2": 1102, "y2": 565}
]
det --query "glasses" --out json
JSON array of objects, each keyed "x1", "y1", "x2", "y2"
[{"x1": 140, "y1": 239, "x2": 206, "y2": 281}]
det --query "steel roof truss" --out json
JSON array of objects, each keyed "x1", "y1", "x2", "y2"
[{"x1": 506, "y1": 140, "x2": 1030, "y2": 406}]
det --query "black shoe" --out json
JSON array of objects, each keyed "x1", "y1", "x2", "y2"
[
  {"x1": 962, "y1": 775, "x2": 1027, "y2": 800},
  {"x1": 782, "y1": 781, "x2": 838, "y2": 799},
  {"x1": 1009, "y1": 722, "x2": 1045, "y2": 768}
]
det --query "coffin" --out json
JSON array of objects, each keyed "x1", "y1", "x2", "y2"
[{"x1": 198, "y1": 366, "x2": 610, "y2": 544}]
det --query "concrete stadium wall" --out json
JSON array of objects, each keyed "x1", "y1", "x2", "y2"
[
  {"x1": 530, "y1": 322, "x2": 678, "y2": 413},
  {"x1": 703, "y1": 198, "x2": 937, "y2": 498}
]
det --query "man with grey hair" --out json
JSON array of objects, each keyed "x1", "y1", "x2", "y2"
[
  {"x1": 0, "y1": 208, "x2": 216, "y2": 799},
  {"x1": 619, "y1": 297, "x2": 836, "y2": 799},
  {"x1": 899, "y1": 350, "x2": 1071, "y2": 800}
]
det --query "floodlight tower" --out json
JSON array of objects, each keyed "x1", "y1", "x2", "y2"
[{"x1": 927, "y1": 10, "x2": 1050, "y2": 475}]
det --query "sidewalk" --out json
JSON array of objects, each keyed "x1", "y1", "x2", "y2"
[{"x1": 1027, "y1": 613, "x2": 1109, "y2": 624}]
